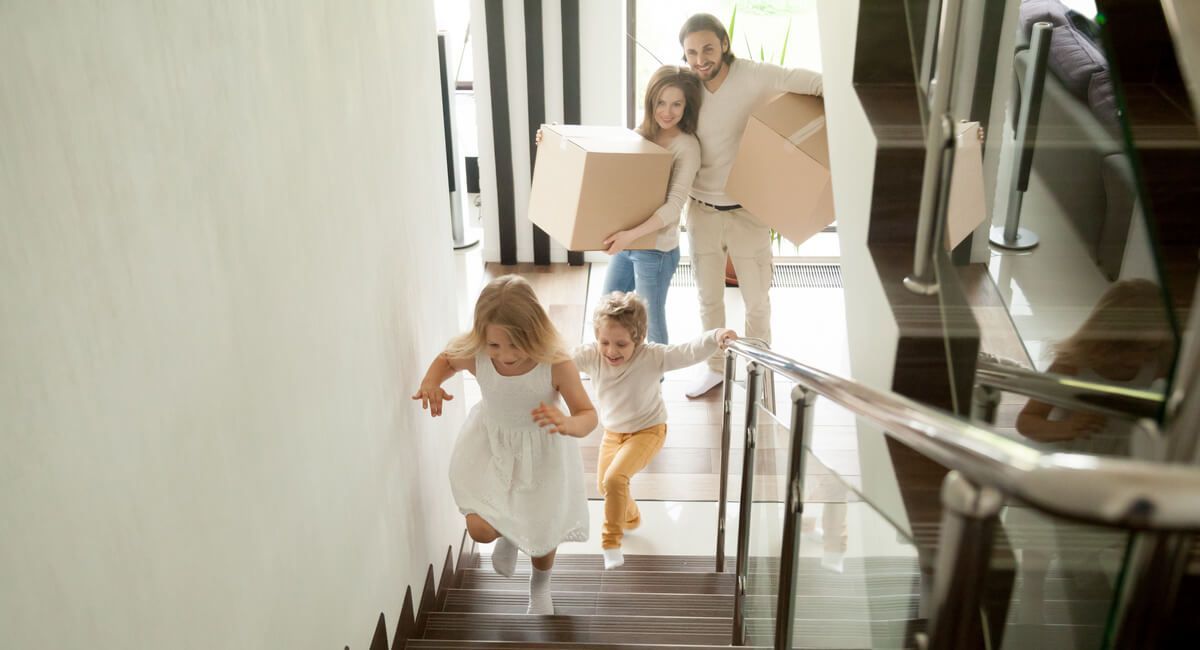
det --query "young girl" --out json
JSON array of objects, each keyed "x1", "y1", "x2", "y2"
[
  {"x1": 567, "y1": 291, "x2": 735, "y2": 569},
  {"x1": 1016, "y1": 278, "x2": 1174, "y2": 457},
  {"x1": 537, "y1": 65, "x2": 703, "y2": 345},
  {"x1": 413, "y1": 275, "x2": 596, "y2": 615}
]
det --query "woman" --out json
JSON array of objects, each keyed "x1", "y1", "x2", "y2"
[{"x1": 600, "y1": 65, "x2": 703, "y2": 344}]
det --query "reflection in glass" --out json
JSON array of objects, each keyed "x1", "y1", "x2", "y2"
[
  {"x1": 984, "y1": 0, "x2": 1183, "y2": 438},
  {"x1": 1014, "y1": 278, "x2": 1172, "y2": 458}
]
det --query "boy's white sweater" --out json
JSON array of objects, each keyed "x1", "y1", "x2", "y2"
[{"x1": 573, "y1": 330, "x2": 722, "y2": 434}]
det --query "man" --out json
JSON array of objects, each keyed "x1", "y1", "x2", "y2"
[{"x1": 679, "y1": 13, "x2": 823, "y2": 397}]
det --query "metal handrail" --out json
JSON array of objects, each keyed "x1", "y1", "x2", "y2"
[
  {"x1": 723, "y1": 339, "x2": 1200, "y2": 530},
  {"x1": 716, "y1": 339, "x2": 1200, "y2": 649},
  {"x1": 975, "y1": 358, "x2": 1165, "y2": 421}
]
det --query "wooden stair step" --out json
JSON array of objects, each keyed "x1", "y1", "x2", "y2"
[
  {"x1": 443, "y1": 589, "x2": 732, "y2": 618},
  {"x1": 459, "y1": 567, "x2": 926, "y2": 597},
  {"x1": 444, "y1": 589, "x2": 922, "y2": 620},
  {"x1": 744, "y1": 616, "x2": 925, "y2": 648},
  {"x1": 457, "y1": 569, "x2": 733, "y2": 595},
  {"x1": 421, "y1": 612, "x2": 925, "y2": 649},
  {"x1": 478, "y1": 553, "x2": 921, "y2": 576},
  {"x1": 406, "y1": 641, "x2": 769, "y2": 649},
  {"x1": 421, "y1": 612, "x2": 731, "y2": 646}
]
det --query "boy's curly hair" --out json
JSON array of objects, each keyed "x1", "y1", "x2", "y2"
[{"x1": 592, "y1": 291, "x2": 648, "y2": 344}]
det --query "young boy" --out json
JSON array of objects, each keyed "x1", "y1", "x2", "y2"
[{"x1": 573, "y1": 292, "x2": 737, "y2": 568}]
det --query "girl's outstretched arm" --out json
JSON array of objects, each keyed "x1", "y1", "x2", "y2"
[
  {"x1": 531, "y1": 359, "x2": 598, "y2": 437},
  {"x1": 413, "y1": 353, "x2": 475, "y2": 417}
]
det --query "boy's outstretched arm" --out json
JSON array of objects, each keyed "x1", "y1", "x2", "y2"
[
  {"x1": 532, "y1": 359, "x2": 598, "y2": 437},
  {"x1": 412, "y1": 353, "x2": 474, "y2": 417},
  {"x1": 662, "y1": 328, "x2": 739, "y2": 372}
]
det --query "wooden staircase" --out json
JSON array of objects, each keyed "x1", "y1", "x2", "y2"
[{"x1": 402, "y1": 552, "x2": 925, "y2": 649}]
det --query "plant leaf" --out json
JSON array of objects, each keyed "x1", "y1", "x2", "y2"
[
  {"x1": 780, "y1": 17, "x2": 792, "y2": 65},
  {"x1": 728, "y1": 5, "x2": 737, "y2": 41}
]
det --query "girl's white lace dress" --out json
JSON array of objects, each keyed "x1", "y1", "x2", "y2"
[{"x1": 449, "y1": 354, "x2": 589, "y2": 557}]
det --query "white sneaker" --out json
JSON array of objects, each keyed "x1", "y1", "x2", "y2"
[
  {"x1": 821, "y1": 551, "x2": 845, "y2": 574},
  {"x1": 491, "y1": 537, "x2": 517, "y2": 578},
  {"x1": 602, "y1": 547, "x2": 625, "y2": 570},
  {"x1": 685, "y1": 369, "x2": 725, "y2": 398}
]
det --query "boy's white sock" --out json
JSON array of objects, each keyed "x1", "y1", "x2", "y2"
[
  {"x1": 602, "y1": 547, "x2": 625, "y2": 570},
  {"x1": 685, "y1": 369, "x2": 725, "y2": 398},
  {"x1": 491, "y1": 537, "x2": 517, "y2": 578},
  {"x1": 527, "y1": 567, "x2": 554, "y2": 615}
]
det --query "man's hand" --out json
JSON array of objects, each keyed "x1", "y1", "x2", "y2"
[
  {"x1": 412, "y1": 384, "x2": 454, "y2": 417},
  {"x1": 531, "y1": 402, "x2": 569, "y2": 435}
]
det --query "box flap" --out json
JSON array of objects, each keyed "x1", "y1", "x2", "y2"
[
  {"x1": 546, "y1": 124, "x2": 669, "y2": 155},
  {"x1": 753, "y1": 93, "x2": 829, "y2": 167}
]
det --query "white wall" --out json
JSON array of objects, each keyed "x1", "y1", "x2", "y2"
[
  {"x1": 0, "y1": 2, "x2": 464, "y2": 648},
  {"x1": 817, "y1": 0, "x2": 912, "y2": 536}
]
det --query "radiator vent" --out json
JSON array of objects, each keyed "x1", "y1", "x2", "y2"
[{"x1": 671, "y1": 263, "x2": 842, "y2": 289}]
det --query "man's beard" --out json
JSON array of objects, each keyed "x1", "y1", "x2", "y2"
[{"x1": 704, "y1": 58, "x2": 724, "y2": 81}]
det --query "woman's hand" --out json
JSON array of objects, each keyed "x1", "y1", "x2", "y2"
[
  {"x1": 531, "y1": 402, "x2": 570, "y2": 435},
  {"x1": 715, "y1": 329, "x2": 739, "y2": 349},
  {"x1": 534, "y1": 128, "x2": 543, "y2": 146},
  {"x1": 412, "y1": 384, "x2": 454, "y2": 417},
  {"x1": 603, "y1": 230, "x2": 637, "y2": 255}
]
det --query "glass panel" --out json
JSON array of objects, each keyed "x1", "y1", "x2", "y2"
[
  {"x1": 903, "y1": 0, "x2": 942, "y2": 112},
  {"x1": 977, "y1": 0, "x2": 1189, "y2": 451},
  {"x1": 739, "y1": 397, "x2": 927, "y2": 648},
  {"x1": 990, "y1": 499, "x2": 1133, "y2": 649}
]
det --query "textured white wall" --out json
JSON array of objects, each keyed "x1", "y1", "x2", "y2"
[
  {"x1": 0, "y1": 2, "x2": 464, "y2": 648},
  {"x1": 817, "y1": 0, "x2": 912, "y2": 536}
]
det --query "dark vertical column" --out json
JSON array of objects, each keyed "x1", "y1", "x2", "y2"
[
  {"x1": 625, "y1": 0, "x2": 637, "y2": 129},
  {"x1": 525, "y1": 0, "x2": 550, "y2": 265},
  {"x1": 561, "y1": 0, "x2": 585, "y2": 266},
  {"x1": 485, "y1": 0, "x2": 517, "y2": 265},
  {"x1": 438, "y1": 34, "x2": 455, "y2": 194}
]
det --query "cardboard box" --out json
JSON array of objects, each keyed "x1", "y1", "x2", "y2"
[
  {"x1": 944, "y1": 120, "x2": 986, "y2": 250},
  {"x1": 725, "y1": 93, "x2": 835, "y2": 245},
  {"x1": 528, "y1": 124, "x2": 672, "y2": 251}
]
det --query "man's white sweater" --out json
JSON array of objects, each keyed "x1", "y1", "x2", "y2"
[
  {"x1": 692, "y1": 59, "x2": 824, "y2": 206},
  {"x1": 573, "y1": 330, "x2": 723, "y2": 433}
]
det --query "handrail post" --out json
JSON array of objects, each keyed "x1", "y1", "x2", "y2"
[
  {"x1": 925, "y1": 471, "x2": 1004, "y2": 650},
  {"x1": 762, "y1": 367, "x2": 777, "y2": 415},
  {"x1": 905, "y1": 0, "x2": 966, "y2": 295},
  {"x1": 716, "y1": 348, "x2": 737, "y2": 572},
  {"x1": 732, "y1": 361, "x2": 763, "y2": 646},
  {"x1": 773, "y1": 386, "x2": 816, "y2": 650},
  {"x1": 969, "y1": 384, "x2": 1001, "y2": 425},
  {"x1": 989, "y1": 21, "x2": 1051, "y2": 251}
]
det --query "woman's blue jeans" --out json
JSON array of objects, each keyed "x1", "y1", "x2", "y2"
[{"x1": 602, "y1": 247, "x2": 681, "y2": 344}]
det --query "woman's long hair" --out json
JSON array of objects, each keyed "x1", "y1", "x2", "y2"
[
  {"x1": 638, "y1": 65, "x2": 703, "y2": 142},
  {"x1": 444, "y1": 274, "x2": 568, "y2": 364}
]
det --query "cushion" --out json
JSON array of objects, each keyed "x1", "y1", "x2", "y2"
[
  {"x1": 1019, "y1": 0, "x2": 1116, "y2": 126},
  {"x1": 1019, "y1": 0, "x2": 1106, "y2": 99}
]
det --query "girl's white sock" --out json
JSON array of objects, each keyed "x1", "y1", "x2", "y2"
[
  {"x1": 602, "y1": 547, "x2": 625, "y2": 570},
  {"x1": 491, "y1": 537, "x2": 517, "y2": 577},
  {"x1": 527, "y1": 566, "x2": 554, "y2": 615}
]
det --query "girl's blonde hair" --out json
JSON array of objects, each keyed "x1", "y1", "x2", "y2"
[
  {"x1": 444, "y1": 274, "x2": 568, "y2": 364},
  {"x1": 592, "y1": 291, "x2": 648, "y2": 345},
  {"x1": 1052, "y1": 278, "x2": 1175, "y2": 369},
  {"x1": 638, "y1": 65, "x2": 703, "y2": 141}
]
